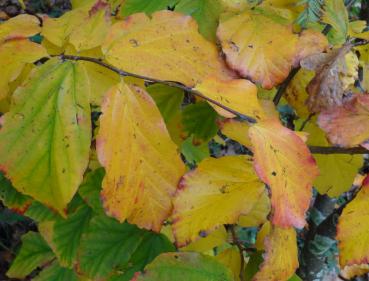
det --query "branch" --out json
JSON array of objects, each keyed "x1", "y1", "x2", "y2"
[
  {"x1": 273, "y1": 67, "x2": 300, "y2": 105},
  {"x1": 308, "y1": 146, "x2": 368, "y2": 154},
  {"x1": 59, "y1": 54, "x2": 369, "y2": 155},
  {"x1": 59, "y1": 55, "x2": 258, "y2": 123}
]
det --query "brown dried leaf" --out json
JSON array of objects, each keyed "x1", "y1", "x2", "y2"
[{"x1": 306, "y1": 44, "x2": 358, "y2": 113}]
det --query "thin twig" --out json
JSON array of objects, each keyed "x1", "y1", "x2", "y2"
[
  {"x1": 59, "y1": 54, "x2": 258, "y2": 123},
  {"x1": 309, "y1": 146, "x2": 368, "y2": 154},
  {"x1": 273, "y1": 67, "x2": 300, "y2": 105}
]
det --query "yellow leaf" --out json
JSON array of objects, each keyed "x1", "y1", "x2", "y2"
[
  {"x1": 0, "y1": 14, "x2": 40, "y2": 42},
  {"x1": 255, "y1": 222, "x2": 271, "y2": 250},
  {"x1": 348, "y1": 20, "x2": 367, "y2": 38},
  {"x1": 294, "y1": 29, "x2": 328, "y2": 66},
  {"x1": 96, "y1": 82, "x2": 185, "y2": 231},
  {"x1": 194, "y1": 77, "x2": 265, "y2": 120},
  {"x1": 338, "y1": 176, "x2": 369, "y2": 267},
  {"x1": 285, "y1": 69, "x2": 315, "y2": 118},
  {"x1": 215, "y1": 246, "x2": 242, "y2": 281},
  {"x1": 102, "y1": 11, "x2": 232, "y2": 87},
  {"x1": 173, "y1": 155, "x2": 264, "y2": 246},
  {"x1": 220, "y1": 119, "x2": 252, "y2": 148},
  {"x1": 238, "y1": 190, "x2": 270, "y2": 227},
  {"x1": 217, "y1": 10, "x2": 298, "y2": 89},
  {"x1": 180, "y1": 226, "x2": 228, "y2": 252},
  {"x1": 299, "y1": 120, "x2": 362, "y2": 197},
  {"x1": 0, "y1": 40, "x2": 48, "y2": 101},
  {"x1": 253, "y1": 226, "x2": 298, "y2": 281},
  {"x1": 69, "y1": 1, "x2": 111, "y2": 51},
  {"x1": 249, "y1": 119, "x2": 319, "y2": 228},
  {"x1": 42, "y1": 1, "x2": 111, "y2": 51}
]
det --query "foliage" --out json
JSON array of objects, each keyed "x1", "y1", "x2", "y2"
[{"x1": 0, "y1": 0, "x2": 369, "y2": 280}]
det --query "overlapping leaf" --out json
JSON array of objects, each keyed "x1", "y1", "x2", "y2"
[
  {"x1": 217, "y1": 10, "x2": 298, "y2": 89},
  {"x1": 0, "y1": 59, "x2": 91, "y2": 214},
  {"x1": 305, "y1": 46, "x2": 358, "y2": 113},
  {"x1": 0, "y1": 15, "x2": 47, "y2": 101},
  {"x1": 194, "y1": 77, "x2": 265, "y2": 120},
  {"x1": 173, "y1": 155, "x2": 264, "y2": 246},
  {"x1": 175, "y1": 0, "x2": 223, "y2": 41},
  {"x1": 318, "y1": 94, "x2": 369, "y2": 149},
  {"x1": 337, "y1": 176, "x2": 369, "y2": 267},
  {"x1": 299, "y1": 120, "x2": 362, "y2": 197},
  {"x1": 42, "y1": 0, "x2": 111, "y2": 51},
  {"x1": 133, "y1": 252, "x2": 234, "y2": 281},
  {"x1": 102, "y1": 11, "x2": 231, "y2": 87},
  {"x1": 78, "y1": 215, "x2": 174, "y2": 279},
  {"x1": 253, "y1": 227, "x2": 298, "y2": 281},
  {"x1": 249, "y1": 119, "x2": 319, "y2": 228},
  {"x1": 6, "y1": 232, "x2": 55, "y2": 279},
  {"x1": 96, "y1": 82, "x2": 185, "y2": 231}
]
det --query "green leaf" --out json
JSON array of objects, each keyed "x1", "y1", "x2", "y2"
[
  {"x1": 182, "y1": 102, "x2": 218, "y2": 142},
  {"x1": 109, "y1": 233, "x2": 175, "y2": 281},
  {"x1": 146, "y1": 84, "x2": 184, "y2": 123},
  {"x1": 33, "y1": 262, "x2": 78, "y2": 281},
  {"x1": 53, "y1": 204, "x2": 93, "y2": 268},
  {"x1": 120, "y1": 0, "x2": 179, "y2": 17},
  {"x1": 6, "y1": 232, "x2": 55, "y2": 279},
  {"x1": 25, "y1": 201, "x2": 60, "y2": 222},
  {"x1": 78, "y1": 168, "x2": 105, "y2": 213},
  {"x1": 181, "y1": 136, "x2": 209, "y2": 165},
  {"x1": 322, "y1": 0, "x2": 348, "y2": 45},
  {"x1": 245, "y1": 251, "x2": 263, "y2": 281},
  {"x1": 0, "y1": 172, "x2": 31, "y2": 212},
  {"x1": 0, "y1": 59, "x2": 91, "y2": 214},
  {"x1": 79, "y1": 215, "x2": 174, "y2": 279},
  {"x1": 134, "y1": 252, "x2": 234, "y2": 281},
  {"x1": 175, "y1": 0, "x2": 223, "y2": 41}
]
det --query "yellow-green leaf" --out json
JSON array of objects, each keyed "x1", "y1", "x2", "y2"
[
  {"x1": 322, "y1": 0, "x2": 348, "y2": 45},
  {"x1": 173, "y1": 155, "x2": 264, "y2": 246},
  {"x1": 96, "y1": 82, "x2": 185, "y2": 231},
  {"x1": 0, "y1": 59, "x2": 91, "y2": 214}
]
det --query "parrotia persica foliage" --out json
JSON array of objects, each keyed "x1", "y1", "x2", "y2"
[{"x1": 1, "y1": 0, "x2": 369, "y2": 280}]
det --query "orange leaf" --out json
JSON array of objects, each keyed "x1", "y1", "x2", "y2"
[
  {"x1": 217, "y1": 11, "x2": 298, "y2": 89},
  {"x1": 318, "y1": 94, "x2": 369, "y2": 150},
  {"x1": 96, "y1": 82, "x2": 185, "y2": 231},
  {"x1": 194, "y1": 77, "x2": 265, "y2": 120},
  {"x1": 337, "y1": 176, "x2": 369, "y2": 267},
  {"x1": 253, "y1": 226, "x2": 298, "y2": 281},
  {"x1": 249, "y1": 119, "x2": 319, "y2": 228},
  {"x1": 102, "y1": 11, "x2": 232, "y2": 87}
]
